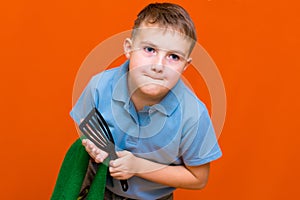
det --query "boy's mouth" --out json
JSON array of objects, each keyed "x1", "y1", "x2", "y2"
[{"x1": 144, "y1": 74, "x2": 164, "y2": 81}]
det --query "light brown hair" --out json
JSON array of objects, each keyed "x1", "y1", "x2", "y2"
[{"x1": 132, "y1": 2, "x2": 197, "y2": 50}]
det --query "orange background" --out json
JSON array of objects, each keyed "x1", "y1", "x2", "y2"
[{"x1": 1, "y1": 0, "x2": 299, "y2": 199}]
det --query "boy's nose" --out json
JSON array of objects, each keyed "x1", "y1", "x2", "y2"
[{"x1": 151, "y1": 54, "x2": 165, "y2": 73}]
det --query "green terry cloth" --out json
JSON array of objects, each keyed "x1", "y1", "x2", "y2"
[{"x1": 51, "y1": 138, "x2": 107, "y2": 200}]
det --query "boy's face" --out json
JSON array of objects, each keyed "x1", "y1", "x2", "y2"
[{"x1": 124, "y1": 23, "x2": 193, "y2": 101}]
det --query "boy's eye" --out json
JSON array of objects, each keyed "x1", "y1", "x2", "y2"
[
  {"x1": 168, "y1": 54, "x2": 181, "y2": 61},
  {"x1": 143, "y1": 46, "x2": 156, "y2": 54}
]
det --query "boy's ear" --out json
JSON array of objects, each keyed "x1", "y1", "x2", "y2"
[
  {"x1": 123, "y1": 38, "x2": 133, "y2": 59},
  {"x1": 184, "y1": 58, "x2": 192, "y2": 71}
]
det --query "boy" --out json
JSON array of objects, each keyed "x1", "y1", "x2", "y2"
[{"x1": 71, "y1": 2, "x2": 222, "y2": 200}]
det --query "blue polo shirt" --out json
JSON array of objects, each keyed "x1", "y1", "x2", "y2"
[{"x1": 71, "y1": 60, "x2": 222, "y2": 199}]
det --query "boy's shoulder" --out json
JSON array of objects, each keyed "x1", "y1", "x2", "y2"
[
  {"x1": 175, "y1": 80, "x2": 210, "y2": 123},
  {"x1": 177, "y1": 80, "x2": 207, "y2": 110},
  {"x1": 93, "y1": 65, "x2": 121, "y2": 78},
  {"x1": 90, "y1": 65, "x2": 124, "y2": 86}
]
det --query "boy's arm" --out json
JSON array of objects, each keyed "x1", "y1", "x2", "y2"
[
  {"x1": 82, "y1": 140, "x2": 211, "y2": 189},
  {"x1": 110, "y1": 151, "x2": 210, "y2": 190},
  {"x1": 136, "y1": 161, "x2": 210, "y2": 190}
]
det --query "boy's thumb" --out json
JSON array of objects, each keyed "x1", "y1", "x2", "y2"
[{"x1": 116, "y1": 150, "x2": 129, "y2": 157}]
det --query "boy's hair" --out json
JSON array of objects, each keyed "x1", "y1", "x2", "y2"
[{"x1": 132, "y1": 2, "x2": 197, "y2": 48}]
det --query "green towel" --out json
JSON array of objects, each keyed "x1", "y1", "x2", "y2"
[{"x1": 51, "y1": 138, "x2": 107, "y2": 200}]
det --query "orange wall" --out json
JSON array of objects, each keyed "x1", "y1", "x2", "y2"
[{"x1": 1, "y1": 0, "x2": 299, "y2": 199}]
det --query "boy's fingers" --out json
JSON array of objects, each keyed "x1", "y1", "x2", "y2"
[
  {"x1": 86, "y1": 140, "x2": 93, "y2": 147},
  {"x1": 110, "y1": 160, "x2": 121, "y2": 168},
  {"x1": 95, "y1": 148, "x2": 100, "y2": 154},
  {"x1": 82, "y1": 139, "x2": 88, "y2": 146},
  {"x1": 82, "y1": 139, "x2": 110, "y2": 163},
  {"x1": 110, "y1": 170, "x2": 127, "y2": 180},
  {"x1": 82, "y1": 139, "x2": 94, "y2": 148},
  {"x1": 109, "y1": 166, "x2": 118, "y2": 173},
  {"x1": 95, "y1": 154, "x2": 106, "y2": 163},
  {"x1": 116, "y1": 150, "x2": 127, "y2": 157}
]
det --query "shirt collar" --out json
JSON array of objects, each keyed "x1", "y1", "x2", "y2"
[
  {"x1": 153, "y1": 80, "x2": 183, "y2": 116},
  {"x1": 112, "y1": 60, "x2": 130, "y2": 105}
]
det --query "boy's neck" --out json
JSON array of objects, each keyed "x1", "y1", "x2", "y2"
[{"x1": 130, "y1": 89, "x2": 165, "y2": 111}]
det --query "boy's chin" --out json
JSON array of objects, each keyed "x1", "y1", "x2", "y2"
[{"x1": 139, "y1": 84, "x2": 169, "y2": 98}]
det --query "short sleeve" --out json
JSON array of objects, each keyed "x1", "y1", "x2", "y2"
[
  {"x1": 70, "y1": 75, "x2": 101, "y2": 124},
  {"x1": 180, "y1": 109, "x2": 222, "y2": 166}
]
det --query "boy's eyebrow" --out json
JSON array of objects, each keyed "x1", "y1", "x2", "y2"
[{"x1": 139, "y1": 41, "x2": 187, "y2": 57}]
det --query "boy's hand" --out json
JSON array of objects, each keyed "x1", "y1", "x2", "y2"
[
  {"x1": 109, "y1": 151, "x2": 136, "y2": 180},
  {"x1": 109, "y1": 151, "x2": 167, "y2": 180},
  {"x1": 109, "y1": 150, "x2": 211, "y2": 189},
  {"x1": 82, "y1": 139, "x2": 108, "y2": 163}
]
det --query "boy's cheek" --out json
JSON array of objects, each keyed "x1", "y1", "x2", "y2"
[{"x1": 129, "y1": 55, "x2": 152, "y2": 68}]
